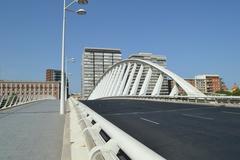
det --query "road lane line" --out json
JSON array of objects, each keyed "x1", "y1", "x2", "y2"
[
  {"x1": 103, "y1": 107, "x2": 219, "y2": 116},
  {"x1": 182, "y1": 114, "x2": 214, "y2": 120},
  {"x1": 222, "y1": 111, "x2": 240, "y2": 115},
  {"x1": 140, "y1": 117, "x2": 160, "y2": 125}
]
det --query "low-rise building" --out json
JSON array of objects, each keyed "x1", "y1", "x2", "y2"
[{"x1": 0, "y1": 81, "x2": 60, "y2": 99}]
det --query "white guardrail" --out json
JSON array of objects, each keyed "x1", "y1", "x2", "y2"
[
  {"x1": 69, "y1": 97, "x2": 166, "y2": 160},
  {"x1": 99, "y1": 95, "x2": 240, "y2": 106},
  {"x1": 0, "y1": 94, "x2": 56, "y2": 110}
]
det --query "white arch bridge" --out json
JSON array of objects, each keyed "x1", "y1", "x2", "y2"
[{"x1": 88, "y1": 59, "x2": 205, "y2": 100}]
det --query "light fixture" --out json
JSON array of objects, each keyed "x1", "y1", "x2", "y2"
[
  {"x1": 76, "y1": 8, "x2": 87, "y2": 15},
  {"x1": 77, "y1": 0, "x2": 88, "y2": 4}
]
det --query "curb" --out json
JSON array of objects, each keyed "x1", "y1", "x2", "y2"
[{"x1": 61, "y1": 103, "x2": 71, "y2": 160}]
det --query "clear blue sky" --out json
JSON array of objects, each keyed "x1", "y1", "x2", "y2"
[{"x1": 0, "y1": 0, "x2": 239, "y2": 92}]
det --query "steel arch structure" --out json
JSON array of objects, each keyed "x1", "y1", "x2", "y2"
[{"x1": 88, "y1": 59, "x2": 205, "y2": 100}]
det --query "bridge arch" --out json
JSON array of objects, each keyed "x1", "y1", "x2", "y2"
[{"x1": 88, "y1": 59, "x2": 205, "y2": 100}]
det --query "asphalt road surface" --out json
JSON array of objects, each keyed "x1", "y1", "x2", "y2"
[
  {"x1": 0, "y1": 100, "x2": 64, "y2": 160},
  {"x1": 82, "y1": 99, "x2": 240, "y2": 160}
]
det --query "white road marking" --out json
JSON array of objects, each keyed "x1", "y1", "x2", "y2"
[
  {"x1": 105, "y1": 112, "x2": 140, "y2": 116},
  {"x1": 104, "y1": 107, "x2": 218, "y2": 116},
  {"x1": 222, "y1": 111, "x2": 240, "y2": 116},
  {"x1": 140, "y1": 117, "x2": 160, "y2": 125},
  {"x1": 182, "y1": 114, "x2": 214, "y2": 120}
]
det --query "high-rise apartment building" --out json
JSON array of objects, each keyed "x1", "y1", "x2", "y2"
[
  {"x1": 82, "y1": 47, "x2": 122, "y2": 98},
  {"x1": 46, "y1": 69, "x2": 61, "y2": 81},
  {"x1": 128, "y1": 52, "x2": 169, "y2": 95},
  {"x1": 129, "y1": 52, "x2": 167, "y2": 67}
]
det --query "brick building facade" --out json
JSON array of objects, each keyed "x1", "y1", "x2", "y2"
[{"x1": 0, "y1": 81, "x2": 60, "y2": 99}]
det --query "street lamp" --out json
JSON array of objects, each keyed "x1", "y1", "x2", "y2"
[
  {"x1": 76, "y1": 9, "x2": 87, "y2": 15},
  {"x1": 65, "y1": 57, "x2": 76, "y2": 101},
  {"x1": 77, "y1": 0, "x2": 88, "y2": 4},
  {"x1": 65, "y1": 72, "x2": 73, "y2": 100},
  {"x1": 60, "y1": 0, "x2": 88, "y2": 115}
]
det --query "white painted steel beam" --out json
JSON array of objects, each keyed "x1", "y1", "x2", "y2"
[
  {"x1": 96, "y1": 71, "x2": 110, "y2": 99},
  {"x1": 106, "y1": 66, "x2": 120, "y2": 96},
  {"x1": 0, "y1": 96, "x2": 5, "y2": 105},
  {"x1": 145, "y1": 60, "x2": 204, "y2": 97},
  {"x1": 9, "y1": 95, "x2": 16, "y2": 106},
  {"x1": 88, "y1": 59, "x2": 205, "y2": 100},
  {"x1": 109, "y1": 65, "x2": 123, "y2": 96},
  {"x1": 21, "y1": 96, "x2": 25, "y2": 103},
  {"x1": 92, "y1": 77, "x2": 102, "y2": 99},
  {"x1": 117, "y1": 63, "x2": 131, "y2": 96},
  {"x1": 170, "y1": 84, "x2": 179, "y2": 96},
  {"x1": 112, "y1": 63, "x2": 127, "y2": 96},
  {"x1": 106, "y1": 68, "x2": 118, "y2": 96},
  {"x1": 18, "y1": 96, "x2": 23, "y2": 104},
  {"x1": 99, "y1": 72, "x2": 110, "y2": 98},
  {"x1": 23, "y1": 95, "x2": 27, "y2": 103},
  {"x1": 103, "y1": 69, "x2": 114, "y2": 97},
  {"x1": 151, "y1": 74, "x2": 163, "y2": 96},
  {"x1": 139, "y1": 68, "x2": 152, "y2": 95},
  {"x1": 13, "y1": 96, "x2": 20, "y2": 106},
  {"x1": 130, "y1": 65, "x2": 143, "y2": 95},
  {"x1": 3, "y1": 96, "x2": 11, "y2": 108},
  {"x1": 123, "y1": 63, "x2": 137, "y2": 96},
  {"x1": 96, "y1": 79, "x2": 105, "y2": 98},
  {"x1": 89, "y1": 84, "x2": 97, "y2": 99},
  {"x1": 26, "y1": 95, "x2": 30, "y2": 102}
]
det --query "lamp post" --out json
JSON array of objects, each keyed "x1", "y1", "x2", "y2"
[
  {"x1": 65, "y1": 57, "x2": 76, "y2": 101},
  {"x1": 60, "y1": 0, "x2": 88, "y2": 115}
]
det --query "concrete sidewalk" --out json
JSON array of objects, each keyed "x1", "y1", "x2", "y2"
[{"x1": 0, "y1": 100, "x2": 64, "y2": 160}]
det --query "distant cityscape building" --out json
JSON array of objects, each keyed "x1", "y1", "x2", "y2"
[
  {"x1": 231, "y1": 83, "x2": 239, "y2": 92},
  {"x1": 82, "y1": 47, "x2": 122, "y2": 98},
  {"x1": 129, "y1": 52, "x2": 169, "y2": 95},
  {"x1": 185, "y1": 78, "x2": 195, "y2": 87},
  {"x1": 46, "y1": 69, "x2": 69, "y2": 97},
  {"x1": 46, "y1": 69, "x2": 61, "y2": 81},
  {"x1": 171, "y1": 78, "x2": 195, "y2": 95},
  {"x1": 194, "y1": 74, "x2": 223, "y2": 93},
  {"x1": 129, "y1": 52, "x2": 167, "y2": 67},
  {"x1": 0, "y1": 81, "x2": 60, "y2": 99},
  {"x1": 169, "y1": 74, "x2": 226, "y2": 95}
]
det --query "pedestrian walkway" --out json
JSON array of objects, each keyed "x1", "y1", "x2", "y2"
[{"x1": 0, "y1": 100, "x2": 64, "y2": 160}]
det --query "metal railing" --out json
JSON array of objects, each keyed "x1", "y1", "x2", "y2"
[
  {"x1": 99, "y1": 95, "x2": 240, "y2": 106},
  {"x1": 69, "y1": 97, "x2": 166, "y2": 160},
  {"x1": 0, "y1": 94, "x2": 56, "y2": 110}
]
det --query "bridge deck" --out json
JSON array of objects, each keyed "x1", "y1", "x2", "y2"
[
  {"x1": 0, "y1": 100, "x2": 64, "y2": 160},
  {"x1": 83, "y1": 99, "x2": 240, "y2": 160}
]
